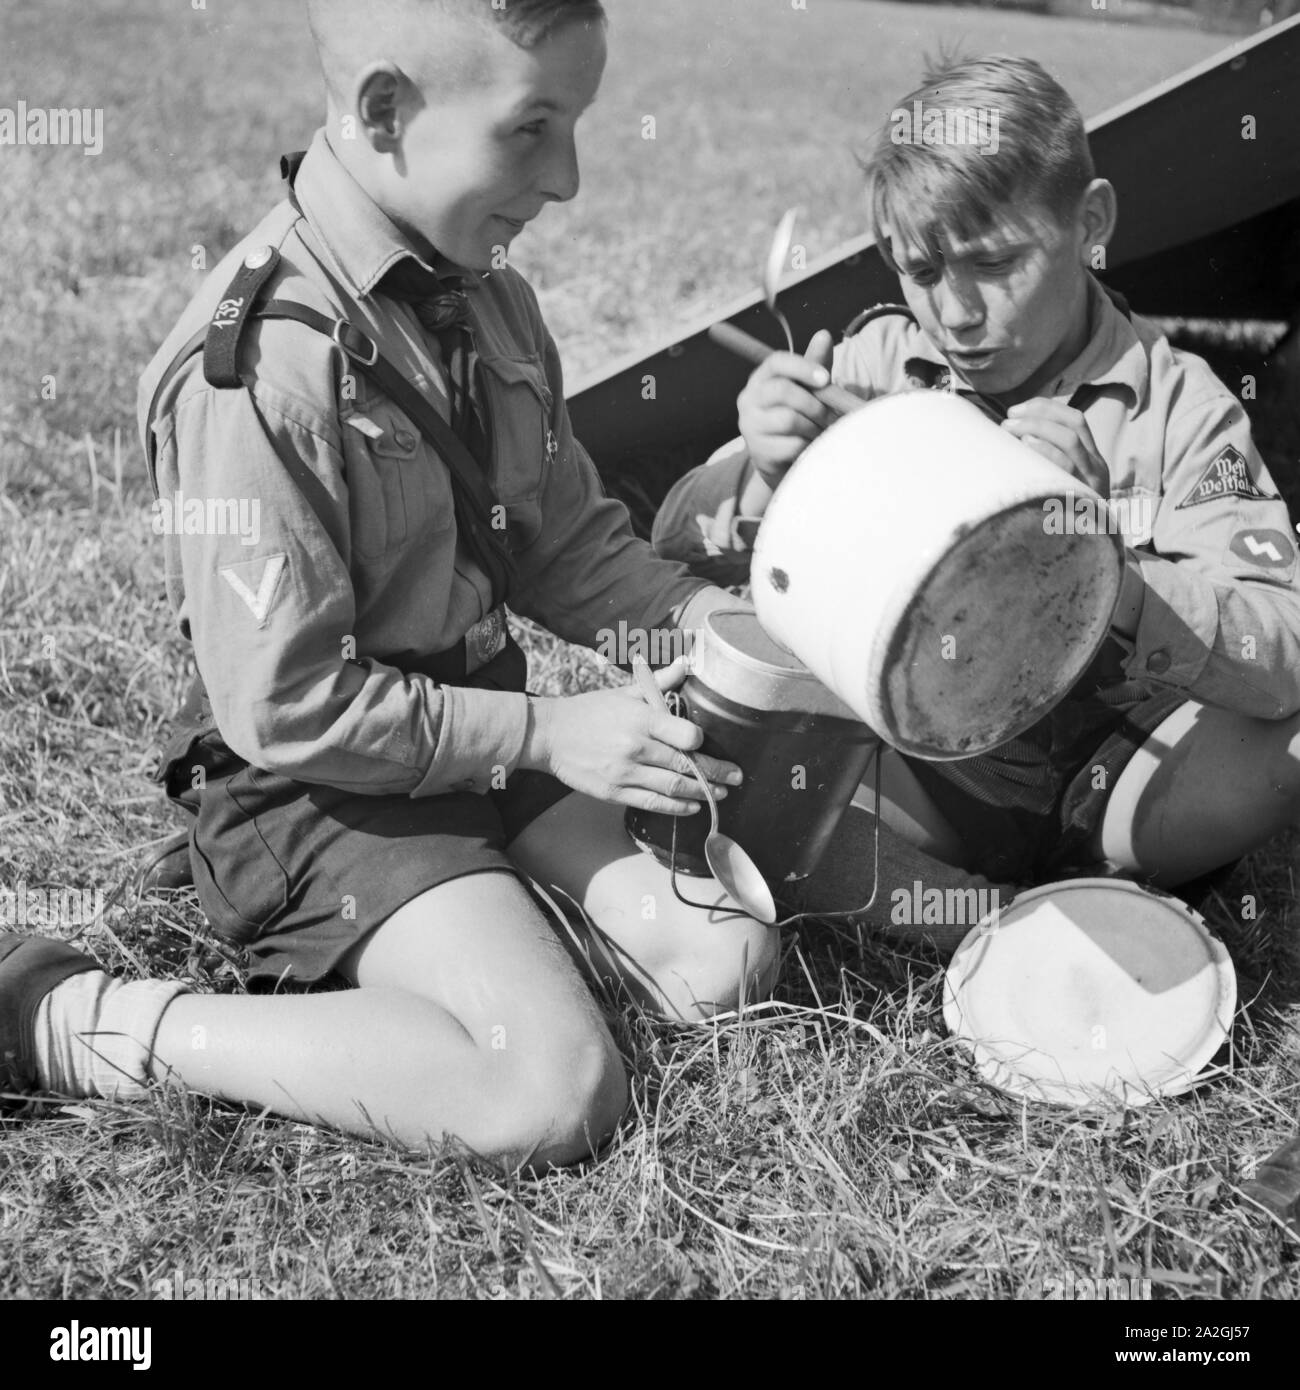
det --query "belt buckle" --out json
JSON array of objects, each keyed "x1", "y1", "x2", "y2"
[{"x1": 464, "y1": 607, "x2": 507, "y2": 674}]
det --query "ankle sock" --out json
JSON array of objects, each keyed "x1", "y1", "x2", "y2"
[{"x1": 32, "y1": 970, "x2": 188, "y2": 1100}]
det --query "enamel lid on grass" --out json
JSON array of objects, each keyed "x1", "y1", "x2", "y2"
[{"x1": 943, "y1": 879, "x2": 1236, "y2": 1108}]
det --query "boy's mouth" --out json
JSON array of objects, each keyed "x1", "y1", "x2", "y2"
[
  {"x1": 948, "y1": 347, "x2": 1000, "y2": 373},
  {"x1": 495, "y1": 215, "x2": 529, "y2": 234}
]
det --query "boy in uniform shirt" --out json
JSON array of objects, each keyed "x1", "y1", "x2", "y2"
[
  {"x1": 0, "y1": 0, "x2": 778, "y2": 1168},
  {"x1": 654, "y1": 55, "x2": 1300, "y2": 941}
]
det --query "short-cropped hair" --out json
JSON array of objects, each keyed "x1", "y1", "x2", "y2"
[
  {"x1": 307, "y1": 0, "x2": 606, "y2": 103},
  {"x1": 488, "y1": 0, "x2": 606, "y2": 47}
]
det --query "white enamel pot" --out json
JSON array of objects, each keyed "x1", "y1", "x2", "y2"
[{"x1": 751, "y1": 390, "x2": 1125, "y2": 758}]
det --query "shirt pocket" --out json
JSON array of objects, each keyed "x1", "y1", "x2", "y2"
[
  {"x1": 477, "y1": 353, "x2": 556, "y2": 507},
  {"x1": 342, "y1": 391, "x2": 455, "y2": 560}
]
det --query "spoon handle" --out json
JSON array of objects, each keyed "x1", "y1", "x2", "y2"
[{"x1": 708, "y1": 321, "x2": 864, "y2": 418}]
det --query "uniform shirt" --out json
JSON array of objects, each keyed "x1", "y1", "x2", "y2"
[
  {"x1": 653, "y1": 277, "x2": 1300, "y2": 719},
  {"x1": 139, "y1": 129, "x2": 725, "y2": 797}
]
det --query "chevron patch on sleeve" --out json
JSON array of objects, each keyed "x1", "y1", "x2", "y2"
[{"x1": 219, "y1": 554, "x2": 287, "y2": 626}]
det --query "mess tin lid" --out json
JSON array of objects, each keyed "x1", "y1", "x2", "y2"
[
  {"x1": 942, "y1": 878, "x2": 1236, "y2": 1109},
  {"x1": 689, "y1": 609, "x2": 867, "y2": 720}
]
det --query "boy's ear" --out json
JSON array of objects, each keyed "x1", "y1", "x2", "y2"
[
  {"x1": 1077, "y1": 178, "x2": 1118, "y2": 261},
  {"x1": 353, "y1": 62, "x2": 414, "y2": 153}
]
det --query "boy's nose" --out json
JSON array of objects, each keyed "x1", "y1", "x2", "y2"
[
  {"x1": 540, "y1": 134, "x2": 581, "y2": 204},
  {"x1": 935, "y1": 277, "x2": 983, "y2": 333}
]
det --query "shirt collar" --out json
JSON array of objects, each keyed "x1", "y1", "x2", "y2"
[
  {"x1": 904, "y1": 275, "x2": 1149, "y2": 409},
  {"x1": 290, "y1": 127, "x2": 477, "y2": 298},
  {"x1": 1052, "y1": 275, "x2": 1150, "y2": 407}
]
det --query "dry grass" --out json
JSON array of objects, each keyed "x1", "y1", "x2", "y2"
[{"x1": 2, "y1": 0, "x2": 1299, "y2": 1302}]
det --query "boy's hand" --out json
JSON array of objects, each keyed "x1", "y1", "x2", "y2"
[
  {"x1": 738, "y1": 329, "x2": 837, "y2": 487},
  {"x1": 520, "y1": 657, "x2": 742, "y2": 814},
  {"x1": 1002, "y1": 399, "x2": 1110, "y2": 498}
]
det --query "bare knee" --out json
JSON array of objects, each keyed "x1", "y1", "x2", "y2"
[
  {"x1": 483, "y1": 1029, "x2": 629, "y2": 1170},
  {"x1": 647, "y1": 912, "x2": 781, "y2": 1021}
]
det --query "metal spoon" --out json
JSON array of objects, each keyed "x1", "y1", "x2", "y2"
[
  {"x1": 632, "y1": 658, "x2": 778, "y2": 924},
  {"x1": 762, "y1": 206, "x2": 800, "y2": 352},
  {"x1": 711, "y1": 204, "x2": 864, "y2": 417}
]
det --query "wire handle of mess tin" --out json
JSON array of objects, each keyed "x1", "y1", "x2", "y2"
[{"x1": 667, "y1": 741, "x2": 882, "y2": 929}]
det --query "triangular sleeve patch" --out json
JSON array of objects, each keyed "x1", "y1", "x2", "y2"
[{"x1": 1175, "y1": 445, "x2": 1278, "y2": 509}]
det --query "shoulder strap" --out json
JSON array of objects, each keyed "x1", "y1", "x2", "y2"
[
  {"x1": 203, "y1": 246, "x2": 282, "y2": 388},
  {"x1": 142, "y1": 244, "x2": 286, "y2": 498},
  {"x1": 142, "y1": 275, "x2": 516, "y2": 601},
  {"x1": 841, "y1": 302, "x2": 917, "y2": 341},
  {"x1": 255, "y1": 299, "x2": 516, "y2": 603},
  {"x1": 257, "y1": 300, "x2": 509, "y2": 547},
  {"x1": 143, "y1": 326, "x2": 208, "y2": 497}
]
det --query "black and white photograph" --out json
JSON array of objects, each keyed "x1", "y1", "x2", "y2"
[{"x1": 1, "y1": 0, "x2": 1298, "y2": 1327}]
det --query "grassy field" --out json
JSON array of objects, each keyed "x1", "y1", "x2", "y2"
[{"x1": 3, "y1": 0, "x2": 1299, "y2": 1302}]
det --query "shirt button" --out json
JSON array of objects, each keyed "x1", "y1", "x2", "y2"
[
  {"x1": 1146, "y1": 650, "x2": 1172, "y2": 675},
  {"x1": 244, "y1": 244, "x2": 274, "y2": 270},
  {"x1": 393, "y1": 429, "x2": 417, "y2": 451}
]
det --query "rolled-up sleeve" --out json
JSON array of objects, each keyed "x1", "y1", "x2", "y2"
[{"x1": 1126, "y1": 388, "x2": 1300, "y2": 718}]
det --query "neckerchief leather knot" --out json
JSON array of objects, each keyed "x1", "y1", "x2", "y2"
[{"x1": 379, "y1": 260, "x2": 472, "y2": 334}]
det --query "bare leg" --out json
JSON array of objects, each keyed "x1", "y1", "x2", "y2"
[
  {"x1": 1093, "y1": 702, "x2": 1300, "y2": 885},
  {"x1": 507, "y1": 794, "x2": 780, "y2": 1020},
  {"x1": 150, "y1": 870, "x2": 626, "y2": 1167}
]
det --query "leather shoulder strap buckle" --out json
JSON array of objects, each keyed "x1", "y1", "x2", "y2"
[{"x1": 332, "y1": 319, "x2": 379, "y2": 366}]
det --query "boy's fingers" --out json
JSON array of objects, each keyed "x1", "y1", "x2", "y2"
[
  {"x1": 756, "y1": 382, "x2": 835, "y2": 432},
  {"x1": 690, "y1": 751, "x2": 743, "y2": 787},
  {"x1": 637, "y1": 710, "x2": 704, "y2": 751},
  {"x1": 621, "y1": 788, "x2": 701, "y2": 817},
  {"x1": 804, "y1": 327, "x2": 835, "y2": 372},
  {"x1": 1003, "y1": 415, "x2": 1080, "y2": 458},
  {"x1": 755, "y1": 350, "x2": 831, "y2": 392},
  {"x1": 1003, "y1": 415, "x2": 1067, "y2": 448},
  {"x1": 765, "y1": 408, "x2": 827, "y2": 443},
  {"x1": 653, "y1": 655, "x2": 691, "y2": 693},
  {"x1": 1005, "y1": 428, "x2": 1073, "y2": 476},
  {"x1": 633, "y1": 765, "x2": 729, "y2": 803},
  {"x1": 1004, "y1": 402, "x2": 1102, "y2": 456},
  {"x1": 634, "y1": 730, "x2": 743, "y2": 790}
]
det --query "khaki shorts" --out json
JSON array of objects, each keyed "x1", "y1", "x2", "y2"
[{"x1": 155, "y1": 639, "x2": 570, "y2": 990}]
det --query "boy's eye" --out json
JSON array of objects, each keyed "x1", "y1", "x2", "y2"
[
  {"x1": 516, "y1": 120, "x2": 546, "y2": 138},
  {"x1": 907, "y1": 266, "x2": 940, "y2": 286},
  {"x1": 976, "y1": 257, "x2": 1014, "y2": 274}
]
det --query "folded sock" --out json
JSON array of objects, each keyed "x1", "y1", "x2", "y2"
[{"x1": 33, "y1": 970, "x2": 188, "y2": 1100}]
